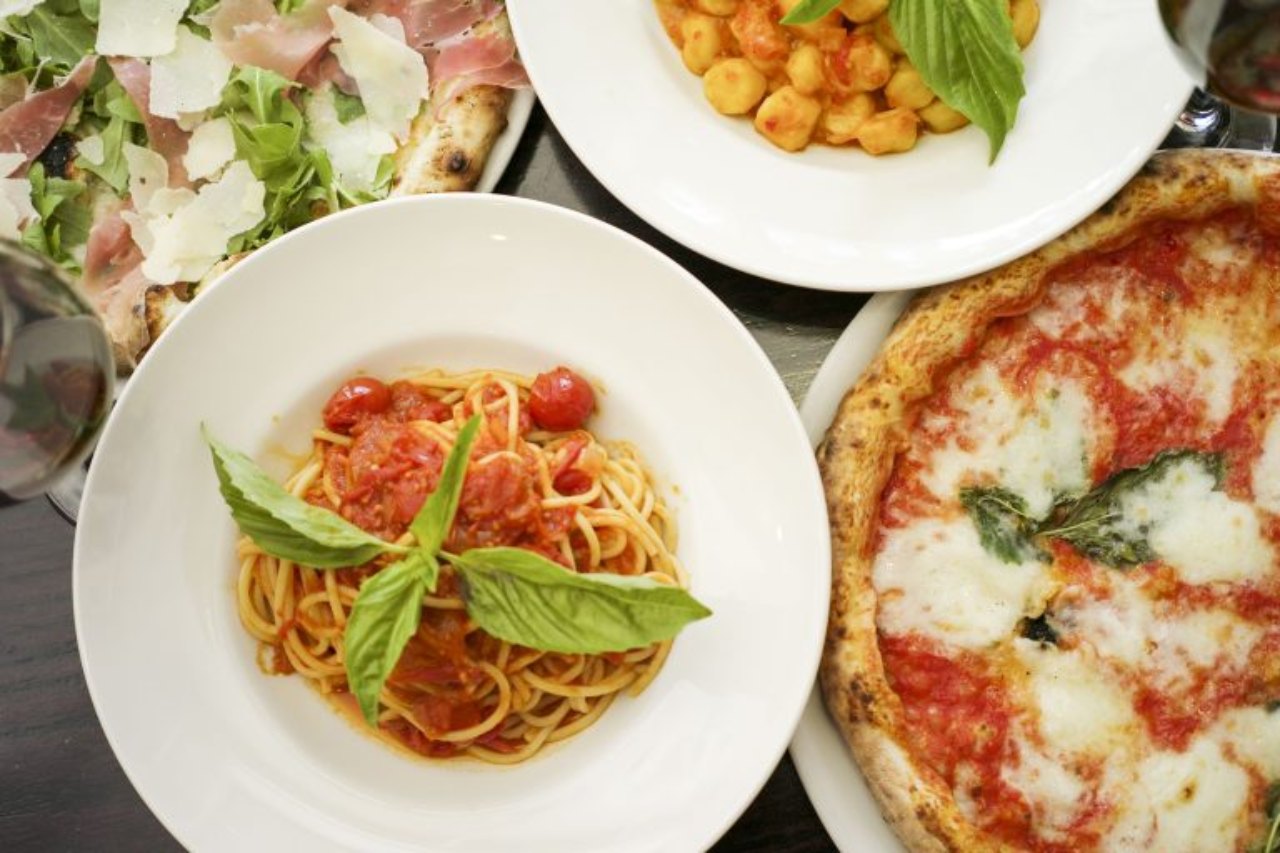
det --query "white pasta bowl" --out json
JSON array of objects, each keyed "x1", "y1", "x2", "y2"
[
  {"x1": 73, "y1": 195, "x2": 830, "y2": 851},
  {"x1": 508, "y1": 0, "x2": 1193, "y2": 291}
]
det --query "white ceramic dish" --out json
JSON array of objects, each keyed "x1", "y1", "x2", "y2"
[
  {"x1": 506, "y1": 0, "x2": 1192, "y2": 291},
  {"x1": 475, "y1": 88, "x2": 536, "y2": 193},
  {"x1": 787, "y1": 290, "x2": 910, "y2": 851},
  {"x1": 73, "y1": 195, "x2": 831, "y2": 852}
]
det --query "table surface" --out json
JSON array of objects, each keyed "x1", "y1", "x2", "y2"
[{"x1": 0, "y1": 107, "x2": 869, "y2": 852}]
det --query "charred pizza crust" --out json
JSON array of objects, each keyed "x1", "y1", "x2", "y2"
[{"x1": 816, "y1": 149, "x2": 1280, "y2": 851}]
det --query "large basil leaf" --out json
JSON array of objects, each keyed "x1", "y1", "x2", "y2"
[
  {"x1": 203, "y1": 425, "x2": 403, "y2": 568},
  {"x1": 780, "y1": 0, "x2": 840, "y2": 25},
  {"x1": 452, "y1": 547, "x2": 712, "y2": 654},
  {"x1": 410, "y1": 414, "x2": 479, "y2": 555},
  {"x1": 344, "y1": 555, "x2": 430, "y2": 726},
  {"x1": 1038, "y1": 450, "x2": 1222, "y2": 569},
  {"x1": 890, "y1": 0, "x2": 1025, "y2": 161},
  {"x1": 959, "y1": 486, "x2": 1038, "y2": 565}
]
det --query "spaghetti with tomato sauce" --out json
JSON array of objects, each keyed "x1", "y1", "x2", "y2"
[{"x1": 235, "y1": 367, "x2": 687, "y2": 763}]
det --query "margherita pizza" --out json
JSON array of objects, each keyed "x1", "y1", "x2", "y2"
[{"x1": 819, "y1": 149, "x2": 1280, "y2": 852}]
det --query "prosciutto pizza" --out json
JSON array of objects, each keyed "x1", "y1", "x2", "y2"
[
  {"x1": 0, "y1": 0, "x2": 527, "y2": 369},
  {"x1": 819, "y1": 150, "x2": 1280, "y2": 852}
]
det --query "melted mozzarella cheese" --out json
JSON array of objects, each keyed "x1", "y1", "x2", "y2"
[
  {"x1": 1001, "y1": 736, "x2": 1088, "y2": 840},
  {"x1": 328, "y1": 6, "x2": 428, "y2": 142},
  {"x1": 1210, "y1": 706, "x2": 1280, "y2": 779},
  {"x1": 921, "y1": 365, "x2": 1093, "y2": 518},
  {"x1": 1118, "y1": 321, "x2": 1239, "y2": 427},
  {"x1": 150, "y1": 26, "x2": 233, "y2": 119},
  {"x1": 1029, "y1": 271, "x2": 1134, "y2": 342},
  {"x1": 95, "y1": 0, "x2": 187, "y2": 58},
  {"x1": 1061, "y1": 578, "x2": 1261, "y2": 687},
  {"x1": 1120, "y1": 739, "x2": 1252, "y2": 853},
  {"x1": 1015, "y1": 640, "x2": 1137, "y2": 756},
  {"x1": 1115, "y1": 457, "x2": 1271, "y2": 584},
  {"x1": 872, "y1": 518, "x2": 1055, "y2": 649},
  {"x1": 1252, "y1": 413, "x2": 1280, "y2": 514}
]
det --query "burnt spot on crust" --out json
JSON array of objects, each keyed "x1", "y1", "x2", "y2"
[
  {"x1": 847, "y1": 677, "x2": 878, "y2": 718},
  {"x1": 446, "y1": 149, "x2": 471, "y2": 175},
  {"x1": 37, "y1": 132, "x2": 78, "y2": 178}
]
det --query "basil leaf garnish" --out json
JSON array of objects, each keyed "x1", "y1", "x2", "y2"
[
  {"x1": 780, "y1": 0, "x2": 840, "y2": 25},
  {"x1": 959, "y1": 486, "x2": 1038, "y2": 564},
  {"x1": 344, "y1": 553, "x2": 431, "y2": 726},
  {"x1": 451, "y1": 547, "x2": 712, "y2": 654},
  {"x1": 203, "y1": 425, "x2": 404, "y2": 568},
  {"x1": 409, "y1": 414, "x2": 479, "y2": 555},
  {"x1": 962, "y1": 450, "x2": 1224, "y2": 569},
  {"x1": 890, "y1": 0, "x2": 1025, "y2": 162}
]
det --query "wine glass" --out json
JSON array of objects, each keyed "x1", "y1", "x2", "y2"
[
  {"x1": 1159, "y1": 0, "x2": 1280, "y2": 149},
  {"x1": 0, "y1": 240, "x2": 113, "y2": 509}
]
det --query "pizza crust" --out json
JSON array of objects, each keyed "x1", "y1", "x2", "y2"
[{"x1": 817, "y1": 149, "x2": 1280, "y2": 851}]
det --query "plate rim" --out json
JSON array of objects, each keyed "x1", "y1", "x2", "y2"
[
  {"x1": 506, "y1": 0, "x2": 1193, "y2": 293},
  {"x1": 72, "y1": 191, "x2": 831, "y2": 852}
]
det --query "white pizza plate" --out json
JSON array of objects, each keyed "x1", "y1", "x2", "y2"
[
  {"x1": 789, "y1": 290, "x2": 910, "y2": 850},
  {"x1": 505, "y1": 0, "x2": 1192, "y2": 292},
  {"x1": 476, "y1": 88, "x2": 536, "y2": 193},
  {"x1": 73, "y1": 195, "x2": 831, "y2": 851}
]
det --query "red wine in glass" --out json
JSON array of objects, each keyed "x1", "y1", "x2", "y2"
[
  {"x1": 1160, "y1": 0, "x2": 1280, "y2": 148},
  {"x1": 0, "y1": 241, "x2": 113, "y2": 503}
]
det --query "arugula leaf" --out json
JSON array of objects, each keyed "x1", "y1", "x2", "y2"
[
  {"x1": 224, "y1": 66, "x2": 296, "y2": 125},
  {"x1": 79, "y1": 0, "x2": 99, "y2": 22},
  {"x1": 890, "y1": 0, "x2": 1025, "y2": 161},
  {"x1": 24, "y1": 6, "x2": 95, "y2": 70},
  {"x1": 780, "y1": 0, "x2": 840, "y2": 25},
  {"x1": 1260, "y1": 781, "x2": 1280, "y2": 853},
  {"x1": 959, "y1": 486, "x2": 1038, "y2": 564},
  {"x1": 451, "y1": 547, "x2": 712, "y2": 654},
  {"x1": 410, "y1": 414, "x2": 478, "y2": 554},
  {"x1": 1038, "y1": 450, "x2": 1221, "y2": 569},
  {"x1": 332, "y1": 90, "x2": 366, "y2": 124},
  {"x1": 343, "y1": 555, "x2": 430, "y2": 726},
  {"x1": 20, "y1": 163, "x2": 90, "y2": 269},
  {"x1": 74, "y1": 114, "x2": 131, "y2": 193},
  {"x1": 203, "y1": 425, "x2": 406, "y2": 568}
]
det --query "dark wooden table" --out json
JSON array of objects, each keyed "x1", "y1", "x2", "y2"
[{"x1": 0, "y1": 107, "x2": 863, "y2": 851}]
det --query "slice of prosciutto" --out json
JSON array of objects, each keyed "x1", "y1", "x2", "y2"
[
  {"x1": 82, "y1": 201, "x2": 144, "y2": 299},
  {"x1": 427, "y1": 31, "x2": 515, "y2": 82},
  {"x1": 356, "y1": 0, "x2": 502, "y2": 49},
  {"x1": 107, "y1": 58, "x2": 191, "y2": 185},
  {"x1": 433, "y1": 57, "x2": 527, "y2": 109},
  {"x1": 211, "y1": 0, "x2": 348, "y2": 82},
  {"x1": 0, "y1": 57, "x2": 97, "y2": 170}
]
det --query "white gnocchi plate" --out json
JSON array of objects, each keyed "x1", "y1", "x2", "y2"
[{"x1": 506, "y1": 0, "x2": 1192, "y2": 291}]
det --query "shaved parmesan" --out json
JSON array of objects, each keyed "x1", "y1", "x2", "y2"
[
  {"x1": 0, "y1": 150, "x2": 35, "y2": 240},
  {"x1": 1115, "y1": 457, "x2": 1271, "y2": 584},
  {"x1": 182, "y1": 116, "x2": 236, "y2": 182},
  {"x1": 96, "y1": 0, "x2": 188, "y2": 58},
  {"x1": 873, "y1": 517, "x2": 1055, "y2": 649},
  {"x1": 77, "y1": 134, "x2": 105, "y2": 166},
  {"x1": 151, "y1": 26, "x2": 234, "y2": 119},
  {"x1": 0, "y1": 1, "x2": 43, "y2": 19},
  {"x1": 122, "y1": 142, "x2": 169, "y2": 213},
  {"x1": 328, "y1": 6, "x2": 428, "y2": 142},
  {"x1": 133, "y1": 161, "x2": 265, "y2": 285},
  {"x1": 304, "y1": 86, "x2": 395, "y2": 192}
]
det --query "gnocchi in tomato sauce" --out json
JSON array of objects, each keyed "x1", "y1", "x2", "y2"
[{"x1": 656, "y1": 0, "x2": 1039, "y2": 155}]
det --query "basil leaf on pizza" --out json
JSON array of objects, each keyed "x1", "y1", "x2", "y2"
[{"x1": 959, "y1": 486, "x2": 1039, "y2": 564}]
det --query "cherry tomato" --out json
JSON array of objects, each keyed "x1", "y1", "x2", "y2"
[
  {"x1": 323, "y1": 376, "x2": 391, "y2": 432},
  {"x1": 529, "y1": 368, "x2": 595, "y2": 431},
  {"x1": 553, "y1": 468, "x2": 593, "y2": 496}
]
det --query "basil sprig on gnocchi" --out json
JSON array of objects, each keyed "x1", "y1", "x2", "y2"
[{"x1": 658, "y1": 0, "x2": 1037, "y2": 160}]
